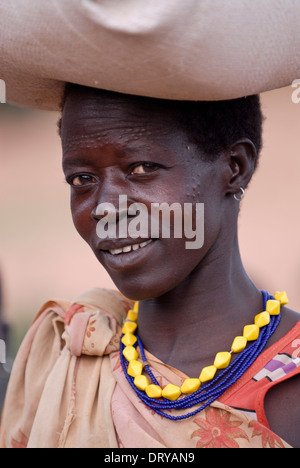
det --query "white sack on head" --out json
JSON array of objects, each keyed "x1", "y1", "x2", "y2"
[{"x1": 1, "y1": 0, "x2": 299, "y2": 110}]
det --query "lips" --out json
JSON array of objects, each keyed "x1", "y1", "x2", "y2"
[{"x1": 97, "y1": 237, "x2": 157, "y2": 271}]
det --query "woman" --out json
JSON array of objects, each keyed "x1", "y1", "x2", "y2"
[{"x1": 1, "y1": 84, "x2": 300, "y2": 449}]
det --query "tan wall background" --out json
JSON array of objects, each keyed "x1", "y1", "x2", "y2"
[{"x1": 0, "y1": 86, "x2": 299, "y2": 342}]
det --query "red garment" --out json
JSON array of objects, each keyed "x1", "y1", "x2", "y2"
[{"x1": 219, "y1": 321, "x2": 300, "y2": 428}]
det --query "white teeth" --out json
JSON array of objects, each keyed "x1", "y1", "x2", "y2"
[
  {"x1": 109, "y1": 240, "x2": 153, "y2": 255},
  {"x1": 140, "y1": 241, "x2": 150, "y2": 248},
  {"x1": 110, "y1": 248, "x2": 123, "y2": 255}
]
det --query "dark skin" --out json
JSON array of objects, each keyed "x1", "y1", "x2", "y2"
[{"x1": 61, "y1": 87, "x2": 300, "y2": 447}]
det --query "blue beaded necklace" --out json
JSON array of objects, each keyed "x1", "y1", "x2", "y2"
[{"x1": 120, "y1": 290, "x2": 282, "y2": 420}]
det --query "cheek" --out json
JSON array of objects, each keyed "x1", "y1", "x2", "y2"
[
  {"x1": 184, "y1": 166, "x2": 224, "y2": 235},
  {"x1": 71, "y1": 195, "x2": 96, "y2": 242}
]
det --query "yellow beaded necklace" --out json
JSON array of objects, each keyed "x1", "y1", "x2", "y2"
[{"x1": 121, "y1": 291, "x2": 288, "y2": 405}]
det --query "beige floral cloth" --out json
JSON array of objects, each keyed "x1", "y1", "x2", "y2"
[{"x1": 0, "y1": 288, "x2": 291, "y2": 448}]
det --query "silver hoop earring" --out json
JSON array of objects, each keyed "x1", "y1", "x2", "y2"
[{"x1": 234, "y1": 187, "x2": 245, "y2": 202}]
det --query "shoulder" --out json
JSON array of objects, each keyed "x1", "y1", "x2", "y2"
[
  {"x1": 73, "y1": 287, "x2": 133, "y2": 316},
  {"x1": 264, "y1": 306, "x2": 300, "y2": 448},
  {"x1": 265, "y1": 371, "x2": 300, "y2": 448},
  {"x1": 1, "y1": 287, "x2": 131, "y2": 448},
  {"x1": 266, "y1": 306, "x2": 300, "y2": 348}
]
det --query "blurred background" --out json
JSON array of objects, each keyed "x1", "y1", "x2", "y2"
[{"x1": 0, "y1": 85, "x2": 299, "y2": 409}]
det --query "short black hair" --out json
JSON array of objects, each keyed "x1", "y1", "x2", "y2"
[
  {"x1": 177, "y1": 95, "x2": 263, "y2": 168},
  {"x1": 58, "y1": 83, "x2": 263, "y2": 167}
]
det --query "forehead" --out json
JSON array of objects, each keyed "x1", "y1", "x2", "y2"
[{"x1": 61, "y1": 87, "x2": 180, "y2": 145}]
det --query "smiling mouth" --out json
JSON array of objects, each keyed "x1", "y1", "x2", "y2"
[{"x1": 103, "y1": 239, "x2": 154, "y2": 256}]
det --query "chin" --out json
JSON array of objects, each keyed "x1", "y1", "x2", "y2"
[{"x1": 109, "y1": 274, "x2": 178, "y2": 302}]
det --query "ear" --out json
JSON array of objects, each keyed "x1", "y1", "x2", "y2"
[{"x1": 223, "y1": 139, "x2": 258, "y2": 196}]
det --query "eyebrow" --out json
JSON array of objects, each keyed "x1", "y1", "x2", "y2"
[
  {"x1": 123, "y1": 144, "x2": 153, "y2": 155},
  {"x1": 63, "y1": 143, "x2": 153, "y2": 162},
  {"x1": 62, "y1": 141, "x2": 161, "y2": 173},
  {"x1": 62, "y1": 156, "x2": 92, "y2": 171}
]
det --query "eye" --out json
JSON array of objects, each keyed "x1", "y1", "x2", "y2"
[
  {"x1": 130, "y1": 163, "x2": 159, "y2": 175},
  {"x1": 68, "y1": 175, "x2": 97, "y2": 187}
]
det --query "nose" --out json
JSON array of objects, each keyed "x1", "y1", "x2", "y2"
[
  {"x1": 91, "y1": 194, "x2": 139, "y2": 242},
  {"x1": 90, "y1": 180, "x2": 143, "y2": 227},
  {"x1": 89, "y1": 169, "x2": 123, "y2": 222},
  {"x1": 91, "y1": 195, "x2": 130, "y2": 223},
  {"x1": 90, "y1": 168, "x2": 140, "y2": 226}
]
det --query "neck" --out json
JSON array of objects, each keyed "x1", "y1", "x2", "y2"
[{"x1": 137, "y1": 235, "x2": 263, "y2": 377}]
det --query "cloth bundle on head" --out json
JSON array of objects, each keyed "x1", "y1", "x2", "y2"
[{"x1": 1, "y1": 0, "x2": 300, "y2": 110}]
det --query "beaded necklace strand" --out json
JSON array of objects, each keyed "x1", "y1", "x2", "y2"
[{"x1": 120, "y1": 290, "x2": 288, "y2": 420}]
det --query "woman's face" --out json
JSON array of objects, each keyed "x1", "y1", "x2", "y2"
[{"x1": 61, "y1": 88, "x2": 227, "y2": 300}]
